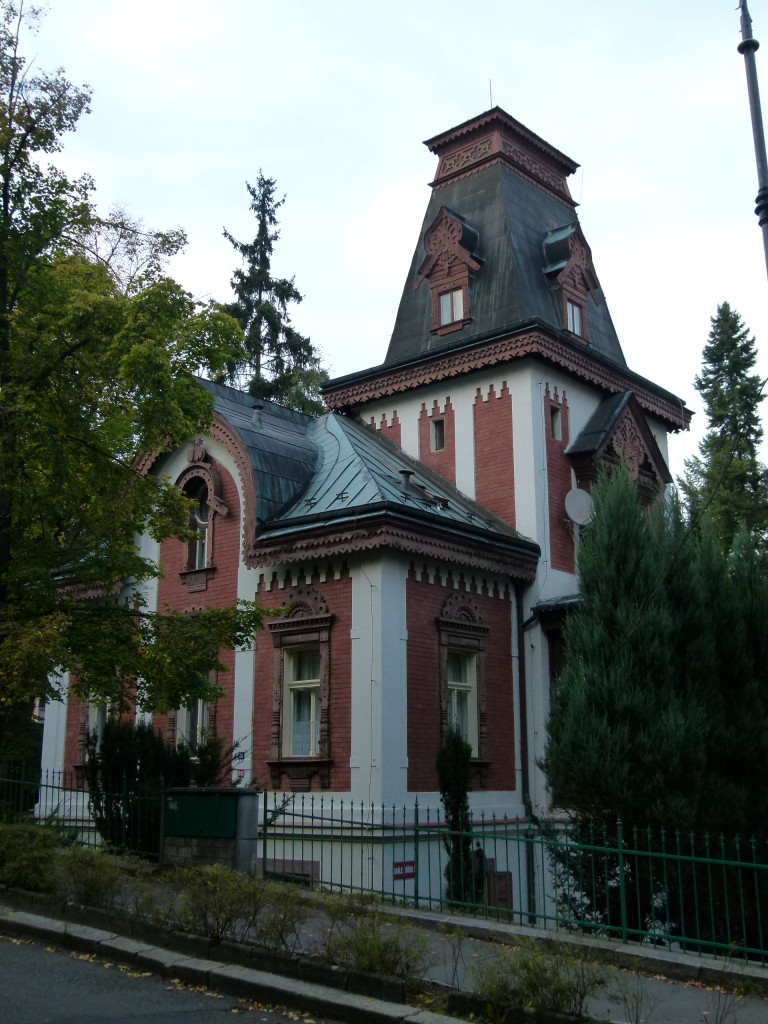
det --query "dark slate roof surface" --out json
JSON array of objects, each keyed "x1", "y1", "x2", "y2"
[
  {"x1": 199, "y1": 379, "x2": 318, "y2": 526},
  {"x1": 256, "y1": 411, "x2": 536, "y2": 553},
  {"x1": 383, "y1": 161, "x2": 627, "y2": 369},
  {"x1": 566, "y1": 391, "x2": 633, "y2": 456},
  {"x1": 196, "y1": 380, "x2": 537, "y2": 557}
]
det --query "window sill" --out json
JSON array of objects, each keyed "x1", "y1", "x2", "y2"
[
  {"x1": 469, "y1": 758, "x2": 491, "y2": 790},
  {"x1": 431, "y1": 317, "x2": 471, "y2": 338},
  {"x1": 267, "y1": 757, "x2": 333, "y2": 791},
  {"x1": 179, "y1": 567, "x2": 216, "y2": 593}
]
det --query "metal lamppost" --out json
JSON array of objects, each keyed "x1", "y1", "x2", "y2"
[{"x1": 738, "y1": 0, "x2": 768, "y2": 279}]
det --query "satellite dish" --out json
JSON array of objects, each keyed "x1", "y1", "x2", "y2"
[{"x1": 565, "y1": 487, "x2": 594, "y2": 526}]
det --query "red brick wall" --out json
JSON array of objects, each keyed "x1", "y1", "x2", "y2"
[
  {"x1": 473, "y1": 382, "x2": 515, "y2": 528},
  {"x1": 545, "y1": 386, "x2": 574, "y2": 573},
  {"x1": 369, "y1": 411, "x2": 402, "y2": 447},
  {"x1": 149, "y1": 456, "x2": 241, "y2": 746},
  {"x1": 63, "y1": 688, "x2": 87, "y2": 779},
  {"x1": 405, "y1": 572, "x2": 515, "y2": 792},
  {"x1": 418, "y1": 399, "x2": 456, "y2": 485},
  {"x1": 251, "y1": 574, "x2": 353, "y2": 791}
]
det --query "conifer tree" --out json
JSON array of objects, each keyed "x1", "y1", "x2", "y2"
[
  {"x1": 221, "y1": 174, "x2": 328, "y2": 413},
  {"x1": 681, "y1": 302, "x2": 768, "y2": 547}
]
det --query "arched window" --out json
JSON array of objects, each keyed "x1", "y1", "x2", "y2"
[{"x1": 175, "y1": 441, "x2": 229, "y2": 593}]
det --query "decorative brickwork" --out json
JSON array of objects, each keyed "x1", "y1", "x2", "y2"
[
  {"x1": 322, "y1": 329, "x2": 690, "y2": 432},
  {"x1": 418, "y1": 398, "x2": 456, "y2": 485},
  {"x1": 545, "y1": 386, "x2": 574, "y2": 574},
  {"x1": 473, "y1": 383, "x2": 515, "y2": 528},
  {"x1": 405, "y1": 569, "x2": 515, "y2": 793},
  {"x1": 252, "y1": 573, "x2": 352, "y2": 792},
  {"x1": 369, "y1": 410, "x2": 402, "y2": 446}
]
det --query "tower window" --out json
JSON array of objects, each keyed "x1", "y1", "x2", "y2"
[
  {"x1": 439, "y1": 288, "x2": 464, "y2": 326},
  {"x1": 566, "y1": 300, "x2": 583, "y2": 336},
  {"x1": 431, "y1": 418, "x2": 445, "y2": 452},
  {"x1": 550, "y1": 406, "x2": 562, "y2": 441}
]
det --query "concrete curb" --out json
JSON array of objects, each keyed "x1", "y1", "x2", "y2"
[{"x1": 0, "y1": 903, "x2": 456, "y2": 1024}]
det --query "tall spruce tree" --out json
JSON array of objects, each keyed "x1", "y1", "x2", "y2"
[
  {"x1": 221, "y1": 174, "x2": 328, "y2": 413},
  {"x1": 543, "y1": 466, "x2": 768, "y2": 839},
  {"x1": 681, "y1": 302, "x2": 768, "y2": 548}
]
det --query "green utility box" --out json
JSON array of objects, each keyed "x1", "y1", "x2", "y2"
[
  {"x1": 161, "y1": 788, "x2": 259, "y2": 872},
  {"x1": 164, "y1": 789, "x2": 238, "y2": 838}
]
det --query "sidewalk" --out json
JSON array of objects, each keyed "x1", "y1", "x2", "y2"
[{"x1": 2, "y1": 890, "x2": 768, "y2": 1024}]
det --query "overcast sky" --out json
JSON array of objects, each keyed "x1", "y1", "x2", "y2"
[{"x1": 26, "y1": 0, "x2": 768, "y2": 478}]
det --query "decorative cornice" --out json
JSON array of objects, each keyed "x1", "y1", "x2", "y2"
[
  {"x1": 323, "y1": 329, "x2": 690, "y2": 431},
  {"x1": 248, "y1": 522, "x2": 538, "y2": 582}
]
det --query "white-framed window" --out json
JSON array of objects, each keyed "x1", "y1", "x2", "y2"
[
  {"x1": 439, "y1": 287, "x2": 464, "y2": 326},
  {"x1": 189, "y1": 480, "x2": 209, "y2": 570},
  {"x1": 447, "y1": 651, "x2": 478, "y2": 754},
  {"x1": 284, "y1": 647, "x2": 321, "y2": 757},
  {"x1": 566, "y1": 299, "x2": 582, "y2": 336},
  {"x1": 178, "y1": 698, "x2": 208, "y2": 747},
  {"x1": 431, "y1": 417, "x2": 445, "y2": 452}
]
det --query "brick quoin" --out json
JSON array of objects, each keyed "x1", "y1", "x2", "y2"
[
  {"x1": 473, "y1": 382, "x2": 515, "y2": 528},
  {"x1": 369, "y1": 410, "x2": 402, "y2": 447},
  {"x1": 251, "y1": 573, "x2": 352, "y2": 791},
  {"x1": 406, "y1": 570, "x2": 515, "y2": 792},
  {"x1": 418, "y1": 398, "x2": 456, "y2": 485},
  {"x1": 545, "y1": 386, "x2": 574, "y2": 573}
]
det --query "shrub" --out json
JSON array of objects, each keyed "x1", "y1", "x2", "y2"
[
  {"x1": 0, "y1": 823, "x2": 58, "y2": 891},
  {"x1": 58, "y1": 845, "x2": 125, "y2": 908},
  {"x1": 321, "y1": 892, "x2": 431, "y2": 982},
  {"x1": 257, "y1": 881, "x2": 310, "y2": 953},
  {"x1": 176, "y1": 864, "x2": 265, "y2": 943},
  {"x1": 436, "y1": 726, "x2": 473, "y2": 904},
  {"x1": 472, "y1": 939, "x2": 605, "y2": 1021}
]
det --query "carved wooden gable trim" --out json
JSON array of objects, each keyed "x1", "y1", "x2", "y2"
[{"x1": 415, "y1": 207, "x2": 483, "y2": 336}]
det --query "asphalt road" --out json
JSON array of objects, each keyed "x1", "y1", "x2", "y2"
[{"x1": 0, "y1": 933, "x2": 340, "y2": 1024}]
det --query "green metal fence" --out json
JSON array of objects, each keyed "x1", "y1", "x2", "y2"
[
  {"x1": 0, "y1": 765, "x2": 163, "y2": 858},
  {"x1": 3, "y1": 768, "x2": 767, "y2": 963},
  {"x1": 260, "y1": 792, "x2": 768, "y2": 964}
]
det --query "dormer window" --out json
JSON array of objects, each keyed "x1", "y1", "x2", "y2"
[
  {"x1": 415, "y1": 207, "x2": 483, "y2": 336},
  {"x1": 542, "y1": 222, "x2": 600, "y2": 344},
  {"x1": 566, "y1": 299, "x2": 582, "y2": 336},
  {"x1": 440, "y1": 288, "x2": 464, "y2": 326}
]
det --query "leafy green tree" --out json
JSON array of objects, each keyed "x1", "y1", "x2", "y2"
[
  {"x1": 221, "y1": 173, "x2": 328, "y2": 413},
  {"x1": 0, "y1": 2, "x2": 263, "y2": 717},
  {"x1": 681, "y1": 302, "x2": 768, "y2": 548}
]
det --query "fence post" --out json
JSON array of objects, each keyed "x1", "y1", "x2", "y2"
[
  {"x1": 413, "y1": 797, "x2": 420, "y2": 908},
  {"x1": 121, "y1": 772, "x2": 127, "y2": 849},
  {"x1": 261, "y1": 786, "x2": 268, "y2": 878},
  {"x1": 18, "y1": 761, "x2": 26, "y2": 821},
  {"x1": 617, "y1": 818, "x2": 628, "y2": 943}
]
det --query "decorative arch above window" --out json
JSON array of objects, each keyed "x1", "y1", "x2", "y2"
[
  {"x1": 415, "y1": 207, "x2": 483, "y2": 336},
  {"x1": 437, "y1": 592, "x2": 490, "y2": 787},
  {"x1": 175, "y1": 440, "x2": 229, "y2": 593},
  {"x1": 267, "y1": 585, "x2": 334, "y2": 791},
  {"x1": 543, "y1": 223, "x2": 600, "y2": 342}
]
